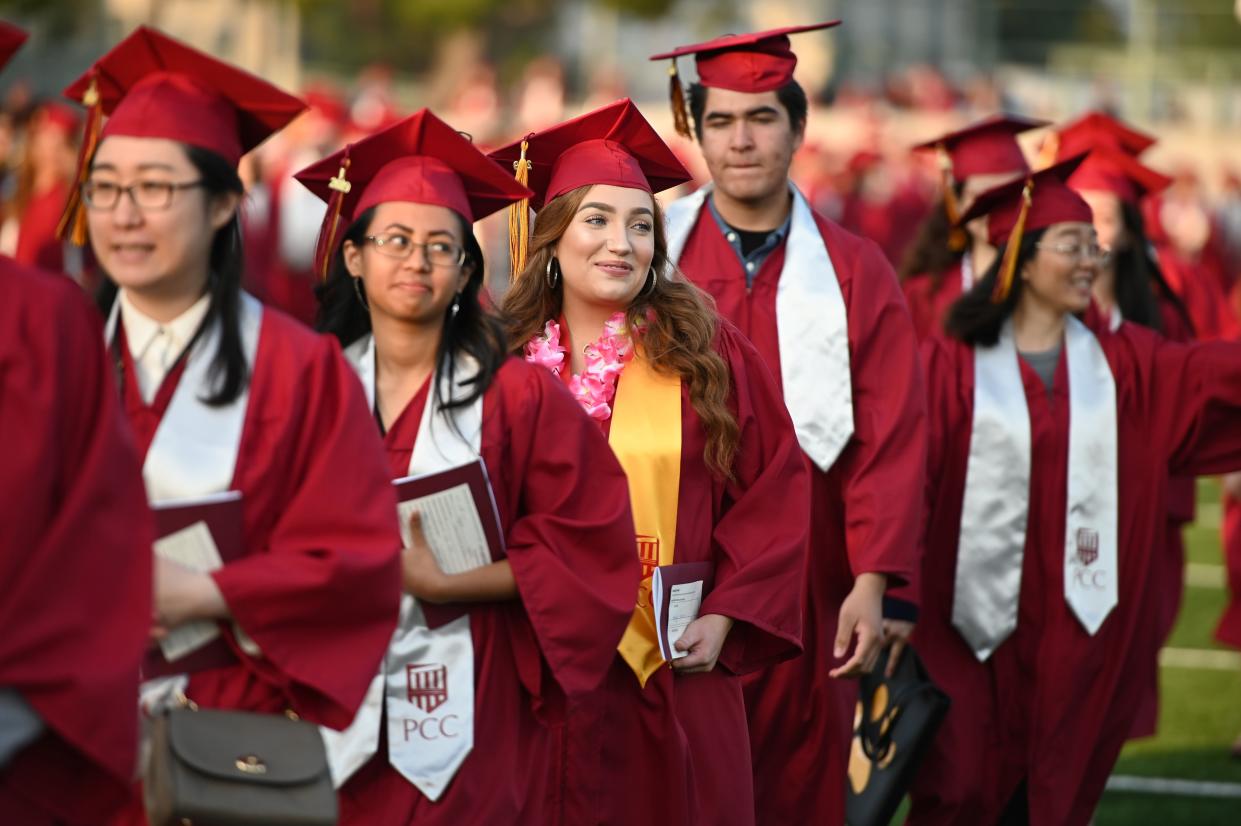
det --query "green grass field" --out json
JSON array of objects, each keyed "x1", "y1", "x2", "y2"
[{"x1": 1094, "y1": 480, "x2": 1241, "y2": 825}]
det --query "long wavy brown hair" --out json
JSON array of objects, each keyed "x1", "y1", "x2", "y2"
[{"x1": 501, "y1": 185, "x2": 740, "y2": 478}]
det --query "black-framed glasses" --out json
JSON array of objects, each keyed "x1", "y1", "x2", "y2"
[
  {"x1": 1035, "y1": 240, "x2": 1112, "y2": 267},
  {"x1": 364, "y1": 233, "x2": 465, "y2": 267},
  {"x1": 81, "y1": 179, "x2": 205, "y2": 211}
]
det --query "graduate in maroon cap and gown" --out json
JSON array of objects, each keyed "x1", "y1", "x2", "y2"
[
  {"x1": 492, "y1": 98, "x2": 809, "y2": 826},
  {"x1": 651, "y1": 23, "x2": 926, "y2": 825},
  {"x1": 297, "y1": 108, "x2": 640, "y2": 825},
  {"x1": 57, "y1": 27, "x2": 403, "y2": 824},
  {"x1": 0, "y1": 25, "x2": 154, "y2": 826},
  {"x1": 1058, "y1": 130, "x2": 1197, "y2": 739},
  {"x1": 909, "y1": 160, "x2": 1241, "y2": 826},
  {"x1": 900, "y1": 115, "x2": 1045, "y2": 340}
]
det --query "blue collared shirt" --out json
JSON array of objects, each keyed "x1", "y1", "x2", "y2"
[{"x1": 706, "y1": 192, "x2": 792, "y2": 288}]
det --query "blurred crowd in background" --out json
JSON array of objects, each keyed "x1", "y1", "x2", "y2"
[{"x1": 2, "y1": 0, "x2": 1239, "y2": 331}]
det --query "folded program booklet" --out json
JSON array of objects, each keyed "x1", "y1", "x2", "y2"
[
  {"x1": 652, "y1": 562, "x2": 715, "y2": 662},
  {"x1": 144, "y1": 491, "x2": 243, "y2": 679}
]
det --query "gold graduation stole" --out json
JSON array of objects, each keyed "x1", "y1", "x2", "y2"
[{"x1": 609, "y1": 352, "x2": 682, "y2": 687}]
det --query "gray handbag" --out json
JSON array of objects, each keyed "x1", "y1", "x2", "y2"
[{"x1": 145, "y1": 702, "x2": 337, "y2": 826}]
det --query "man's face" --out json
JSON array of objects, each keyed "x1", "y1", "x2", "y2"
[{"x1": 697, "y1": 87, "x2": 803, "y2": 205}]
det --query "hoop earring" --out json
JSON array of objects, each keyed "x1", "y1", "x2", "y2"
[
  {"x1": 351, "y1": 276, "x2": 369, "y2": 310},
  {"x1": 639, "y1": 267, "x2": 658, "y2": 297},
  {"x1": 545, "y1": 257, "x2": 560, "y2": 290},
  {"x1": 450, "y1": 292, "x2": 461, "y2": 319}
]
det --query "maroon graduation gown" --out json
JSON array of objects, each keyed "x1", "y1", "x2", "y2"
[
  {"x1": 110, "y1": 305, "x2": 403, "y2": 825},
  {"x1": 674, "y1": 202, "x2": 926, "y2": 825},
  {"x1": 556, "y1": 323, "x2": 809, "y2": 826},
  {"x1": 338, "y1": 357, "x2": 640, "y2": 825},
  {"x1": 0, "y1": 260, "x2": 153, "y2": 825},
  {"x1": 910, "y1": 326, "x2": 1241, "y2": 826},
  {"x1": 902, "y1": 261, "x2": 965, "y2": 342}
]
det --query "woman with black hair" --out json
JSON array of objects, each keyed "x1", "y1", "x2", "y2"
[
  {"x1": 57, "y1": 28, "x2": 404, "y2": 823},
  {"x1": 907, "y1": 160, "x2": 1241, "y2": 826},
  {"x1": 901, "y1": 115, "x2": 1046, "y2": 340},
  {"x1": 298, "y1": 109, "x2": 640, "y2": 825}
]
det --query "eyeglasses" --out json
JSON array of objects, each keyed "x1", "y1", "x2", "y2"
[
  {"x1": 1035, "y1": 240, "x2": 1112, "y2": 267},
  {"x1": 82, "y1": 180, "x2": 205, "y2": 211},
  {"x1": 364, "y1": 233, "x2": 465, "y2": 267}
]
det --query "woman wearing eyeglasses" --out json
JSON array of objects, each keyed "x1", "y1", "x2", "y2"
[
  {"x1": 59, "y1": 29, "x2": 403, "y2": 824},
  {"x1": 906, "y1": 160, "x2": 1241, "y2": 826},
  {"x1": 300, "y1": 110, "x2": 639, "y2": 825}
]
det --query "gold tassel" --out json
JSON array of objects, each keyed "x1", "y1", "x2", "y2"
[
  {"x1": 56, "y1": 75, "x2": 102, "y2": 246},
  {"x1": 992, "y1": 179, "x2": 1033, "y2": 304},
  {"x1": 669, "y1": 61, "x2": 692, "y2": 140},
  {"x1": 314, "y1": 154, "x2": 352, "y2": 282},
  {"x1": 507, "y1": 138, "x2": 532, "y2": 282},
  {"x1": 938, "y1": 144, "x2": 967, "y2": 253}
]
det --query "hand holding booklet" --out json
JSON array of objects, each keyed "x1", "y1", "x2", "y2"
[
  {"x1": 652, "y1": 562, "x2": 715, "y2": 662},
  {"x1": 144, "y1": 491, "x2": 244, "y2": 679},
  {"x1": 393, "y1": 458, "x2": 505, "y2": 575}
]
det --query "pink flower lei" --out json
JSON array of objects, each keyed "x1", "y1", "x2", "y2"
[{"x1": 524, "y1": 311, "x2": 638, "y2": 420}]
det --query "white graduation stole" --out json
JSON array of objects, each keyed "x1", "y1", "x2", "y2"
[
  {"x1": 954, "y1": 317, "x2": 1118, "y2": 661},
  {"x1": 106, "y1": 292, "x2": 263, "y2": 706},
  {"x1": 664, "y1": 183, "x2": 854, "y2": 471},
  {"x1": 105, "y1": 293, "x2": 262, "y2": 502},
  {"x1": 325, "y1": 334, "x2": 482, "y2": 801}
]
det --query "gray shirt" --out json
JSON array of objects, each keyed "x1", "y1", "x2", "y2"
[
  {"x1": 0, "y1": 687, "x2": 43, "y2": 768},
  {"x1": 1019, "y1": 342, "x2": 1063, "y2": 394}
]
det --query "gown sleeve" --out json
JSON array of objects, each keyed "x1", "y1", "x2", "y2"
[
  {"x1": 0, "y1": 267, "x2": 153, "y2": 822},
  {"x1": 707, "y1": 325, "x2": 811, "y2": 675},
  {"x1": 211, "y1": 333, "x2": 402, "y2": 729},
  {"x1": 829, "y1": 225, "x2": 929, "y2": 605},
  {"x1": 500, "y1": 361, "x2": 641, "y2": 697}
]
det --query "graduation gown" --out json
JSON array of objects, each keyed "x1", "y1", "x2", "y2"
[
  {"x1": 558, "y1": 324, "x2": 809, "y2": 826},
  {"x1": 909, "y1": 325, "x2": 1241, "y2": 826},
  {"x1": 902, "y1": 260, "x2": 965, "y2": 341},
  {"x1": 672, "y1": 202, "x2": 925, "y2": 824},
  {"x1": 0, "y1": 260, "x2": 153, "y2": 825},
  {"x1": 111, "y1": 301, "x2": 403, "y2": 825},
  {"x1": 1127, "y1": 298, "x2": 1197, "y2": 739},
  {"x1": 1218, "y1": 490, "x2": 1241, "y2": 649},
  {"x1": 338, "y1": 357, "x2": 640, "y2": 826}
]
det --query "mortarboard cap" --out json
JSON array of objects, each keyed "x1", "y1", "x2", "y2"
[
  {"x1": 1068, "y1": 145, "x2": 1171, "y2": 205},
  {"x1": 57, "y1": 26, "x2": 305, "y2": 244},
  {"x1": 295, "y1": 108, "x2": 533, "y2": 281},
  {"x1": 0, "y1": 21, "x2": 27, "y2": 71},
  {"x1": 959, "y1": 155, "x2": 1093, "y2": 302},
  {"x1": 649, "y1": 21, "x2": 841, "y2": 138},
  {"x1": 488, "y1": 98, "x2": 691, "y2": 279}
]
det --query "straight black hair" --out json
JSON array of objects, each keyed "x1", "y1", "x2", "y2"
[
  {"x1": 314, "y1": 208, "x2": 506, "y2": 413},
  {"x1": 944, "y1": 228, "x2": 1047, "y2": 347},
  {"x1": 688, "y1": 78, "x2": 809, "y2": 142},
  {"x1": 1111, "y1": 200, "x2": 1192, "y2": 335},
  {"x1": 95, "y1": 144, "x2": 249, "y2": 406}
]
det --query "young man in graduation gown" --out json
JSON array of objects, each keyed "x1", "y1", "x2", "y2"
[
  {"x1": 650, "y1": 22, "x2": 926, "y2": 824},
  {"x1": 0, "y1": 23, "x2": 154, "y2": 825},
  {"x1": 57, "y1": 28, "x2": 404, "y2": 824},
  {"x1": 902, "y1": 116, "x2": 1045, "y2": 340}
]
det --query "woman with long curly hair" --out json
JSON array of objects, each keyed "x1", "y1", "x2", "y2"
[{"x1": 492, "y1": 99, "x2": 810, "y2": 826}]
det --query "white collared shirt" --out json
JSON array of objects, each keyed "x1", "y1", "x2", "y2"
[{"x1": 119, "y1": 290, "x2": 211, "y2": 403}]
